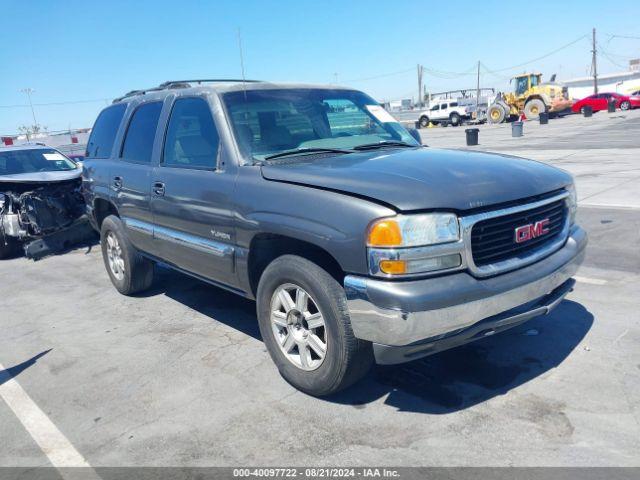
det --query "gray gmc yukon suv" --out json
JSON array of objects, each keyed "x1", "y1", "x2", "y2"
[{"x1": 83, "y1": 79, "x2": 587, "y2": 396}]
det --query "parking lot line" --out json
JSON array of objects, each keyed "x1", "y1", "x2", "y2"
[
  {"x1": 0, "y1": 361, "x2": 99, "y2": 477},
  {"x1": 574, "y1": 275, "x2": 608, "y2": 285}
]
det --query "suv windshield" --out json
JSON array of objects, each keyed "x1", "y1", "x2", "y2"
[
  {"x1": 0, "y1": 148, "x2": 77, "y2": 176},
  {"x1": 223, "y1": 88, "x2": 418, "y2": 162}
]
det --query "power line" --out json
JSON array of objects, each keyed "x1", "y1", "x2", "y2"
[
  {"x1": 605, "y1": 33, "x2": 640, "y2": 41},
  {"x1": 482, "y1": 34, "x2": 589, "y2": 73},
  {"x1": 0, "y1": 98, "x2": 112, "y2": 109}
]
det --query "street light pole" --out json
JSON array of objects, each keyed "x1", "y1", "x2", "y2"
[{"x1": 20, "y1": 88, "x2": 38, "y2": 126}]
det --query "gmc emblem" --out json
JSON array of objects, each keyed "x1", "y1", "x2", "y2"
[{"x1": 514, "y1": 218, "x2": 550, "y2": 244}]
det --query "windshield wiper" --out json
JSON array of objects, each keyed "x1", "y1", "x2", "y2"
[
  {"x1": 263, "y1": 147, "x2": 353, "y2": 161},
  {"x1": 352, "y1": 141, "x2": 416, "y2": 151}
]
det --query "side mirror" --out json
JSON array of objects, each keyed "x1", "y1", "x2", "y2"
[{"x1": 408, "y1": 128, "x2": 422, "y2": 145}]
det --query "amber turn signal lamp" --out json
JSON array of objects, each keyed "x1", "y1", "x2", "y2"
[
  {"x1": 379, "y1": 260, "x2": 407, "y2": 275},
  {"x1": 367, "y1": 220, "x2": 402, "y2": 247}
]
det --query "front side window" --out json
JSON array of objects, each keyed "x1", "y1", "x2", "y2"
[
  {"x1": 86, "y1": 103, "x2": 126, "y2": 159},
  {"x1": 515, "y1": 77, "x2": 529, "y2": 95},
  {"x1": 121, "y1": 102, "x2": 162, "y2": 164},
  {"x1": 0, "y1": 148, "x2": 77, "y2": 176},
  {"x1": 163, "y1": 97, "x2": 220, "y2": 169},
  {"x1": 223, "y1": 88, "x2": 417, "y2": 162}
]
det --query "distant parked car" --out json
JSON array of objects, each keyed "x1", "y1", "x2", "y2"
[
  {"x1": 418, "y1": 99, "x2": 469, "y2": 127},
  {"x1": 571, "y1": 92, "x2": 639, "y2": 114}
]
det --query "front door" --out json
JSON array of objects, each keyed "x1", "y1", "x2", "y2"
[
  {"x1": 150, "y1": 95, "x2": 237, "y2": 286},
  {"x1": 112, "y1": 101, "x2": 163, "y2": 255}
]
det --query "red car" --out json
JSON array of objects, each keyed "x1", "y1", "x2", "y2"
[{"x1": 571, "y1": 92, "x2": 640, "y2": 114}]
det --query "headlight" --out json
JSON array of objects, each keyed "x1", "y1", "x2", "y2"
[
  {"x1": 367, "y1": 213, "x2": 459, "y2": 247},
  {"x1": 566, "y1": 183, "x2": 577, "y2": 225},
  {"x1": 367, "y1": 213, "x2": 462, "y2": 277}
]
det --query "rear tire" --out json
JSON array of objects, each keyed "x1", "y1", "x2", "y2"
[
  {"x1": 524, "y1": 99, "x2": 546, "y2": 120},
  {"x1": 449, "y1": 112, "x2": 461, "y2": 126},
  {"x1": 256, "y1": 255, "x2": 373, "y2": 396},
  {"x1": 100, "y1": 215, "x2": 154, "y2": 295},
  {"x1": 620, "y1": 101, "x2": 630, "y2": 111}
]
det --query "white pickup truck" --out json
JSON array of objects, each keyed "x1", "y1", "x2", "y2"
[{"x1": 418, "y1": 99, "x2": 469, "y2": 127}]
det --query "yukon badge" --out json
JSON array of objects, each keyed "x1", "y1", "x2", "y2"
[{"x1": 514, "y1": 218, "x2": 550, "y2": 244}]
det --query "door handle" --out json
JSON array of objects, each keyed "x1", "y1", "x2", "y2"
[
  {"x1": 112, "y1": 176, "x2": 123, "y2": 190},
  {"x1": 152, "y1": 181, "x2": 165, "y2": 196}
]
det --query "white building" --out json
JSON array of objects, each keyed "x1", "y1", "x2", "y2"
[{"x1": 563, "y1": 70, "x2": 640, "y2": 100}]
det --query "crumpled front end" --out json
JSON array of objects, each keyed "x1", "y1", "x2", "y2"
[{"x1": 1, "y1": 178, "x2": 94, "y2": 259}]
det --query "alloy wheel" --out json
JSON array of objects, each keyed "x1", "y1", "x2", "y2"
[
  {"x1": 270, "y1": 283, "x2": 327, "y2": 371},
  {"x1": 106, "y1": 231, "x2": 125, "y2": 281}
]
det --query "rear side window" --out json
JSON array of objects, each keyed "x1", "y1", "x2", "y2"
[
  {"x1": 121, "y1": 102, "x2": 163, "y2": 164},
  {"x1": 163, "y1": 97, "x2": 219, "y2": 169},
  {"x1": 450, "y1": 102, "x2": 458, "y2": 107},
  {"x1": 85, "y1": 104, "x2": 126, "y2": 159}
]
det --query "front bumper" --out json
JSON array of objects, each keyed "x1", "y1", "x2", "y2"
[{"x1": 344, "y1": 225, "x2": 587, "y2": 362}]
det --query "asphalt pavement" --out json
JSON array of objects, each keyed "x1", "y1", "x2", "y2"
[{"x1": 1, "y1": 110, "x2": 639, "y2": 469}]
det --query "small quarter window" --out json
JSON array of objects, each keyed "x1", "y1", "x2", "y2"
[
  {"x1": 163, "y1": 97, "x2": 219, "y2": 169},
  {"x1": 86, "y1": 104, "x2": 126, "y2": 159},
  {"x1": 121, "y1": 102, "x2": 163, "y2": 164}
]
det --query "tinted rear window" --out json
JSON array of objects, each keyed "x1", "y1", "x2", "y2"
[
  {"x1": 121, "y1": 102, "x2": 163, "y2": 164},
  {"x1": 86, "y1": 104, "x2": 126, "y2": 159}
]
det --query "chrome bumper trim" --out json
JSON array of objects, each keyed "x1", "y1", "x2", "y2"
[
  {"x1": 344, "y1": 225, "x2": 587, "y2": 347},
  {"x1": 372, "y1": 278, "x2": 575, "y2": 365}
]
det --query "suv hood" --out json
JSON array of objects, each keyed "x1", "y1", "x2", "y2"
[
  {"x1": 0, "y1": 169, "x2": 81, "y2": 184},
  {"x1": 261, "y1": 148, "x2": 572, "y2": 211}
]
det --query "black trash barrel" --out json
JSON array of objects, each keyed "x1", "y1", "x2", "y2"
[
  {"x1": 512, "y1": 121, "x2": 524, "y2": 137},
  {"x1": 607, "y1": 98, "x2": 616, "y2": 113},
  {"x1": 465, "y1": 128, "x2": 479, "y2": 146},
  {"x1": 583, "y1": 105, "x2": 593, "y2": 117},
  {"x1": 539, "y1": 112, "x2": 549, "y2": 124}
]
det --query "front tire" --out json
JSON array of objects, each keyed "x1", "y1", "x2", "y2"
[
  {"x1": 256, "y1": 255, "x2": 373, "y2": 396},
  {"x1": 488, "y1": 104, "x2": 506, "y2": 124},
  {"x1": 419, "y1": 116, "x2": 429, "y2": 128},
  {"x1": 100, "y1": 215, "x2": 154, "y2": 295}
]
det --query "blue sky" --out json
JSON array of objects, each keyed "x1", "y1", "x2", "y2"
[{"x1": 1, "y1": 0, "x2": 639, "y2": 133}]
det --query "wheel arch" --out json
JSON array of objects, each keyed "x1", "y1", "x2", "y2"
[
  {"x1": 247, "y1": 233, "x2": 345, "y2": 298},
  {"x1": 525, "y1": 94, "x2": 549, "y2": 108},
  {"x1": 93, "y1": 197, "x2": 119, "y2": 229}
]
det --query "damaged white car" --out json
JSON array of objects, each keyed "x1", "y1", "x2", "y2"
[{"x1": 0, "y1": 144, "x2": 94, "y2": 259}]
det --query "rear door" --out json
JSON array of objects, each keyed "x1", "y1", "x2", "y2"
[
  {"x1": 112, "y1": 101, "x2": 163, "y2": 255},
  {"x1": 150, "y1": 94, "x2": 237, "y2": 286}
]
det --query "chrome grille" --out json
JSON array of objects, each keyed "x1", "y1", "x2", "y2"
[{"x1": 470, "y1": 199, "x2": 567, "y2": 267}]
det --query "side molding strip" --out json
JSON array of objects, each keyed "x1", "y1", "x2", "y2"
[{"x1": 122, "y1": 217, "x2": 234, "y2": 258}]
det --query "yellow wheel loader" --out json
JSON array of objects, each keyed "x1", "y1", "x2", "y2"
[{"x1": 487, "y1": 73, "x2": 573, "y2": 124}]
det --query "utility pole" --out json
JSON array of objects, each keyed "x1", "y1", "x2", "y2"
[
  {"x1": 591, "y1": 28, "x2": 598, "y2": 95},
  {"x1": 20, "y1": 88, "x2": 38, "y2": 126},
  {"x1": 476, "y1": 61, "x2": 481, "y2": 110},
  {"x1": 417, "y1": 64, "x2": 424, "y2": 108}
]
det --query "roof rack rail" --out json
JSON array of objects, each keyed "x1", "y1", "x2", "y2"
[
  {"x1": 158, "y1": 79, "x2": 262, "y2": 88},
  {"x1": 112, "y1": 79, "x2": 263, "y2": 104}
]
